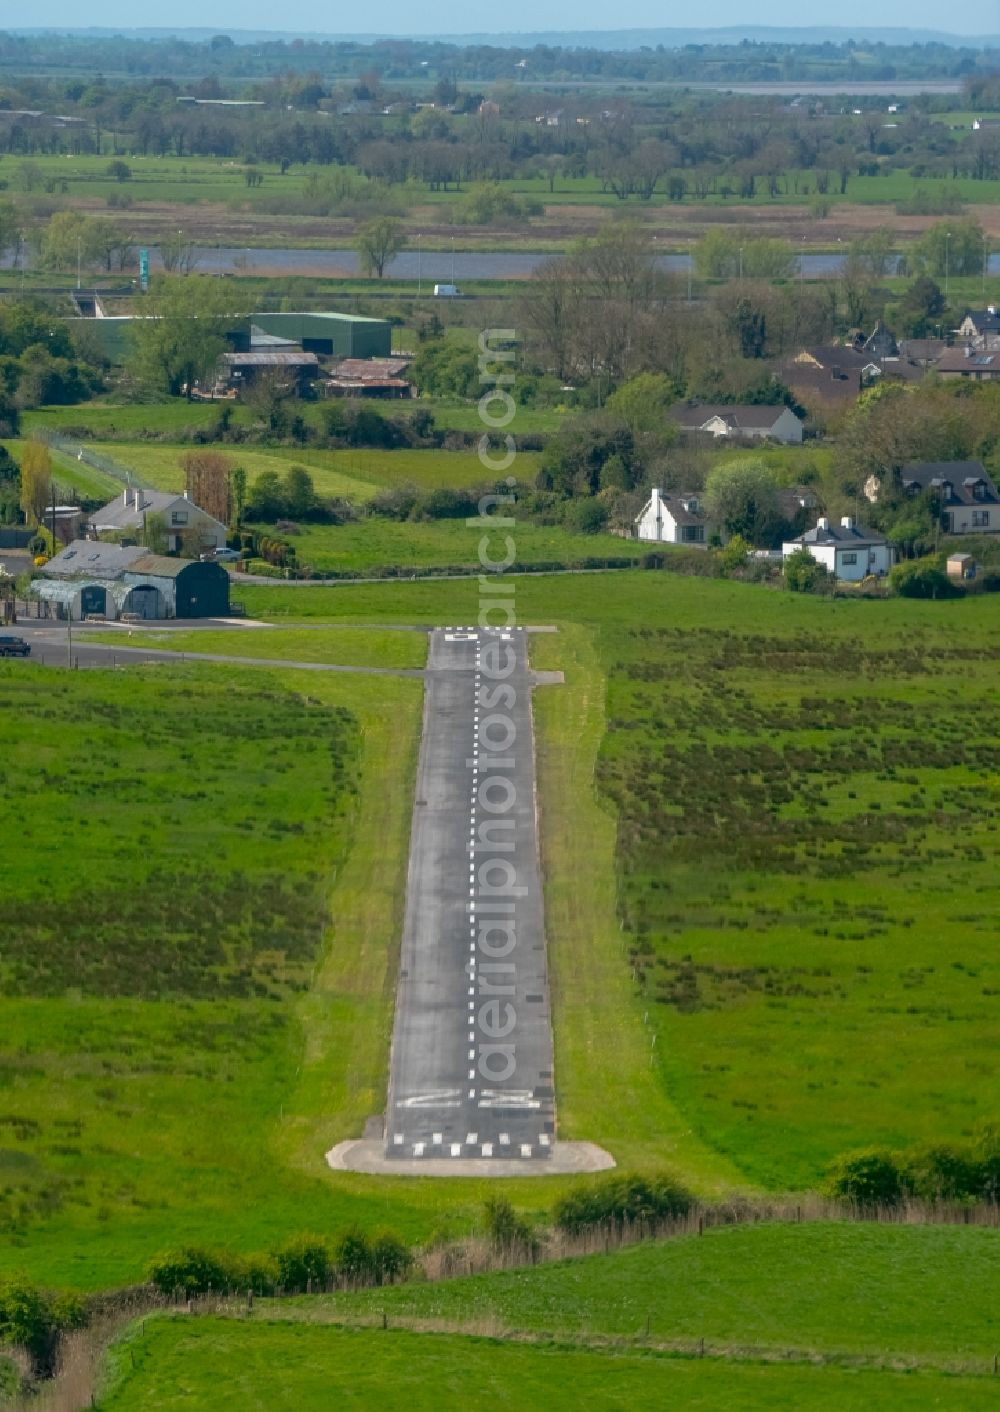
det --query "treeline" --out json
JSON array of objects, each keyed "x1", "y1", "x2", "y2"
[
  {"x1": 0, "y1": 31, "x2": 996, "y2": 86},
  {"x1": 3, "y1": 69, "x2": 1000, "y2": 205}
]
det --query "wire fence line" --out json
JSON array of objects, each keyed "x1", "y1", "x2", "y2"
[{"x1": 34, "y1": 429, "x2": 151, "y2": 491}]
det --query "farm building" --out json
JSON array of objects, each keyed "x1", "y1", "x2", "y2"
[
  {"x1": 251, "y1": 312, "x2": 392, "y2": 359},
  {"x1": 635, "y1": 488, "x2": 712, "y2": 545},
  {"x1": 89, "y1": 489, "x2": 227, "y2": 553},
  {"x1": 783, "y1": 516, "x2": 893, "y2": 582},
  {"x1": 326, "y1": 357, "x2": 413, "y2": 398},
  {"x1": 221, "y1": 349, "x2": 319, "y2": 391},
  {"x1": 34, "y1": 543, "x2": 230, "y2": 620}
]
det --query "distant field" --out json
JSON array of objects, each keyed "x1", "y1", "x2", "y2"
[
  {"x1": 97, "y1": 1319, "x2": 998, "y2": 1412},
  {"x1": 74, "y1": 442, "x2": 539, "y2": 499},
  {"x1": 269, "y1": 518, "x2": 640, "y2": 575}
]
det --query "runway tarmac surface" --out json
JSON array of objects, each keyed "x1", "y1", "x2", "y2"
[{"x1": 385, "y1": 626, "x2": 556, "y2": 1162}]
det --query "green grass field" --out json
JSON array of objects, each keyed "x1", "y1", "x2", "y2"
[
  {"x1": 274, "y1": 518, "x2": 639, "y2": 575},
  {"x1": 226, "y1": 571, "x2": 1000, "y2": 1189},
  {"x1": 96, "y1": 1319, "x2": 998, "y2": 1412},
  {"x1": 322, "y1": 1223, "x2": 1000, "y2": 1365},
  {"x1": 78, "y1": 442, "x2": 540, "y2": 499},
  {"x1": 82, "y1": 625, "x2": 429, "y2": 670},
  {"x1": 0, "y1": 663, "x2": 431, "y2": 1291}
]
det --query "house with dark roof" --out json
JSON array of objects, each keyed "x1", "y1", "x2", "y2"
[
  {"x1": 956, "y1": 308, "x2": 1000, "y2": 349},
  {"x1": 935, "y1": 347, "x2": 1000, "y2": 381},
  {"x1": 898, "y1": 461, "x2": 1000, "y2": 535},
  {"x1": 635, "y1": 488, "x2": 712, "y2": 546},
  {"x1": 782, "y1": 515, "x2": 893, "y2": 581},
  {"x1": 779, "y1": 344, "x2": 873, "y2": 408},
  {"x1": 670, "y1": 403, "x2": 803, "y2": 444},
  {"x1": 33, "y1": 542, "x2": 230, "y2": 620},
  {"x1": 89, "y1": 489, "x2": 227, "y2": 554}
]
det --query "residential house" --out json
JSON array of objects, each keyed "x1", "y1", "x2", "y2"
[
  {"x1": 89, "y1": 489, "x2": 227, "y2": 554},
  {"x1": 935, "y1": 346, "x2": 1000, "y2": 381},
  {"x1": 33, "y1": 542, "x2": 230, "y2": 620},
  {"x1": 955, "y1": 309, "x2": 1000, "y2": 349},
  {"x1": 897, "y1": 461, "x2": 1000, "y2": 535},
  {"x1": 783, "y1": 516, "x2": 893, "y2": 581},
  {"x1": 779, "y1": 344, "x2": 873, "y2": 408},
  {"x1": 635, "y1": 488, "x2": 711, "y2": 546},
  {"x1": 670, "y1": 403, "x2": 804, "y2": 444}
]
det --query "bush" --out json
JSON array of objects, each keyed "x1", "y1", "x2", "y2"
[
  {"x1": 784, "y1": 546, "x2": 828, "y2": 593},
  {"x1": 901, "y1": 1144, "x2": 981, "y2": 1202},
  {"x1": 272, "y1": 1236, "x2": 332, "y2": 1292},
  {"x1": 563, "y1": 497, "x2": 609, "y2": 535},
  {"x1": 147, "y1": 1247, "x2": 237, "y2": 1296},
  {"x1": 824, "y1": 1149, "x2": 905, "y2": 1206},
  {"x1": 890, "y1": 555, "x2": 959, "y2": 599},
  {"x1": 369, "y1": 1230, "x2": 413, "y2": 1285},
  {"x1": 0, "y1": 1276, "x2": 84, "y2": 1376},
  {"x1": 553, "y1": 1173, "x2": 693, "y2": 1235},
  {"x1": 484, "y1": 1197, "x2": 538, "y2": 1255}
]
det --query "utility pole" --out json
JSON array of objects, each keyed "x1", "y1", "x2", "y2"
[
  {"x1": 687, "y1": 241, "x2": 693, "y2": 302},
  {"x1": 77, "y1": 236, "x2": 82, "y2": 292},
  {"x1": 944, "y1": 231, "x2": 951, "y2": 301},
  {"x1": 417, "y1": 234, "x2": 422, "y2": 298}
]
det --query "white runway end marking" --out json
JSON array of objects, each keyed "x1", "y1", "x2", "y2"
[
  {"x1": 539, "y1": 1133, "x2": 551, "y2": 1147},
  {"x1": 468, "y1": 1049, "x2": 475, "y2": 1060},
  {"x1": 413, "y1": 1142, "x2": 425, "y2": 1156},
  {"x1": 450, "y1": 1143, "x2": 462, "y2": 1157},
  {"x1": 393, "y1": 1134, "x2": 404, "y2": 1146},
  {"x1": 499, "y1": 1132, "x2": 510, "y2": 1145},
  {"x1": 521, "y1": 1144, "x2": 533, "y2": 1158},
  {"x1": 432, "y1": 1131, "x2": 442, "y2": 1145},
  {"x1": 481, "y1": 1143, "x2": 493, "y2": 1157},
  {"x1": 466, "y1": 1132, "x2": 478, "y2": 1145}
]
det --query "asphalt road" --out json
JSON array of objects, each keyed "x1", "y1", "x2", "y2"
[{"x1": 386, "y1": 626, "x2": 556, "y2": 1163}]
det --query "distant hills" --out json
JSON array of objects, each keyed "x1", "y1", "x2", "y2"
[{"x1": 7, "y1": 25, "x2": 1000, "y2": 49}]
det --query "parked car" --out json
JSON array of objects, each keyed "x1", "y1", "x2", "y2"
[
  {"x1": 0, "y1": 635, "x2": 30, "y2": 657},
  {"x1": 202, "y1": 547, "x2": 241, "y2": 563}
]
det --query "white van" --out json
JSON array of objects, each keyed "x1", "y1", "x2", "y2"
[{"x1": 433, "y1": 283, "x2": 462, "y2": 298}]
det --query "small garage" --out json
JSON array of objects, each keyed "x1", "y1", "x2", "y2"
[{"x1": 122, "y1": 556, "x2": 231, "y2": 620}]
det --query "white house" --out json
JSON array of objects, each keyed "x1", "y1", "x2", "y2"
[
  {"x1": 783, "y1": 516, "x2": 893, "y2": 582},
  {"x1": 671, "y1": 403, "x2": 804, "y2": 444},
  {"x1": 88, "y1": 489, "x2": 227, "y2": 554},
  {"x1": 636, "y1": 488, "x2": 711, "y2": 546}
]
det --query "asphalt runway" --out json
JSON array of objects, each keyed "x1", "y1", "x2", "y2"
[{"x1": 385, "y1": 626, "x2": 556, "y2": 1163}]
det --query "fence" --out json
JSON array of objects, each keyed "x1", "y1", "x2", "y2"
[{"x1": 33, "y1": 430, "x2": 150, "y2": 492}]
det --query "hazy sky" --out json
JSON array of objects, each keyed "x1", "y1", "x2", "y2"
[{"x1": 14, "y1": 5, "x2": 1000, "y2": 38}]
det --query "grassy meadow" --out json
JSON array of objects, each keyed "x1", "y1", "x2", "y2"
[
  {"x1": 0, "y1": 662, "x2": 429, "y2": 1290},
  {"x1": 285, "y1": 1223, "x2": 1000, "y2": 1365},
  {"x1": 96, "y1": 1321, "x2": 999, "y2": 1412},
  {"x1": 228, "y1": 571, "x2": 1000, "y2": 1189}
]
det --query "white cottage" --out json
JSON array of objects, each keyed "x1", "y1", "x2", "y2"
[
  {"x1": 783, "y1": 516, "x2": 893, "y2": 582},
  {"x1": 636, "y1": 488, "x2": 711, "y2": 546}
]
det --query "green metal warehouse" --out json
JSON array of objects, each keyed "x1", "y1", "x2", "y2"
[{"x1": 250, "y1": 312, "x2": 391, "y2": 359}]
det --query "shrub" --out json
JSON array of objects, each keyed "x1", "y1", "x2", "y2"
[
  {"x1": 554, "y1": 1173, "x2": 693, "y2": 1235},
  {"x1": 824, "y1": 1149, "x2": 905, "y2": 1206},
  {"x1": 901, "y1": 1144, "x2": 981, "y2": 1201},
  {"x1": 369, "y1": 1230, "x2": 413, "y2": 1285},
  {"x1": 147, "y1": 1247, "x2": 236, "y2": 1297},
  {"x1": 484, "y1": 1197, "x2": 538, "y2": 1255},
  {"x1": 784, "y1": 546, "x2": 828, "y2": 593},
  {"x1": 333, "y1": 1227, "x2": 373, "y2": 1283},
  {"x1": 0, "y1": 1276, "x2": 84, "y2": 1376},
  {"x1": 272, "y1": 1236, "x2": 331, "y2": 1292},
  {"x1": 563, "y1": 497, "x2": 609, "y2": 535},
  {"x1": 890, "y1": 555, "x2": 959, "y2": 599}
]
